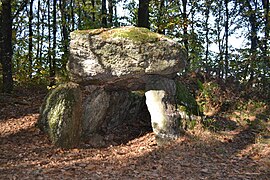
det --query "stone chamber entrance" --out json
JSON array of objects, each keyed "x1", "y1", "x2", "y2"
[{"x1": 80, "y1": 87, "x2": 152, "y2": 148}]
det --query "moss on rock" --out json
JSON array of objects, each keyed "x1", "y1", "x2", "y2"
[
  {"x1": 101, "y1": 26, "x2": 161, "y2": 43},
  {"x1": 72, "y1": 26, "x2": 165, "y2": 43},
  {"x1": 38, "y1": 82, "x2": 82, "y2": 148}
]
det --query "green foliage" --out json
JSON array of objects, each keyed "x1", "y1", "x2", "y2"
[
  {"x1": 197, "y1": 81, "x2": 226, "y2": 115},
  {"x1": 175, "y1": 81, "x2": 203, "y2": 130},
  {"x1": 1, "y1": 0, "x2": 269, "y2": 92},
  {"x1": 176, "y1": 81, "x2": 202, "y2": 116}
]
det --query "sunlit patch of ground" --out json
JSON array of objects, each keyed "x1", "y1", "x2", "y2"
[{"x1": 0, "y1": 87, "x2": 270, "y2": 179}]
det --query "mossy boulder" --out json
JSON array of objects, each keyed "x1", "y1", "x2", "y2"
[
  {"x1": 67, "y1": 26, "x2": 186, "y2": 90},
  {"x1": 37, "y1": 82, "x2": 82, "y2": 148}
]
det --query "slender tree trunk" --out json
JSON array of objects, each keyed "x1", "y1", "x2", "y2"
[
  {"x1": 114, "y1": 2, "x2": 118, "y2": 26},
  {"x1": 217, "y1": 3, "x2": 223, "y2": 79},
  {"x1": 224, "y1": 0, "x2": 229, "y2": 79},
  {"x1": 39, "y1": 5, "x2": 45, "y2": 62},
  {"x1": 60, "y1": 0, "x2": 69, "y2": 67},
  {"x1": 77, "y1": 3, "x2": 82, "y2": 29},
  {"x1": 70, "y1": 0, "x2": 75, "y2": 31},
  {"x1": 36, "y1": 0, "x2": 41, "y2": 71},
  {"x1": 91, "y1": 0, "x2": 95, "y2": 22},
  {"x1": 29, "y1": 0, "x2": 34, "y2": 78},
  {"x1": 138, "y1": 0, "x2": 150, "y2": 29},
  {"x1": 108, "y1": 0, "x2": 113, "y2": 27},
  {"x1": 244, "y1": 0, "x2": 258, "y2": 83},
  {"x1": 1, "y1": 0, "x2": 13, "y2": 93},
  {"x1": 182, "y1": 0, "x2": 189, "y2": 69},
  {"x1": 0, "y1": 11, "x2": 2, "y2": 69},
  {"x1": 47, "y1": 0, "x2": 52, "y2": 85},
  {"x1": 158, "y1": 0, "x2": 165, "y2": 34},
  {"x1": 102, "y1": 0, "x2": 107, "y2": 27},
  {"x1": 262, "y1": 0, "x2": 270, "y2": 81},
  {"x1": 262, "y1": 0, "x2": 269, "y2": 57},
  {"x1": 205, "y1": 2, "x2": 210, "y2": 75},
  {"x1": 51, "y1": 0, "x2": 57, "y2": 86}
]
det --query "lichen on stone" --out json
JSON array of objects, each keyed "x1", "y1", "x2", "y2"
[{"x1": 37, "y1": 82, "x2": 82, "y2": 148}]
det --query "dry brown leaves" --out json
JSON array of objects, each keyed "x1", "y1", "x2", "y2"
[{"x1": 0, "y1": 87, "x2": 270, "y2": 179}]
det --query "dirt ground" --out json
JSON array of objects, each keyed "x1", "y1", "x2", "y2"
[{"x1": 0, "y1": 87, "x2": 270, "y2": 179}]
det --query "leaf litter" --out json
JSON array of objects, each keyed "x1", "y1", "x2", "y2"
[{"x1": 0, "y1": 87, "x2": 269, "y2": 179}]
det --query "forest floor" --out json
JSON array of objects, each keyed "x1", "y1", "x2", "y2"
[{"x1": 0, "y1": 86, "x2": 270, "y2": 179}]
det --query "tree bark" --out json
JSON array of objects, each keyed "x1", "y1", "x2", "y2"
[
  {"x1": 1, "y1": 0, "x2": 13, "y2": 93},
  {"x1": 138, "y1": 0, "x2": 150, "y2": 29},
  {"x1": 205, "y1": 1, "x2": 210, "y2": 74},
  {"x1": 224, "y1": 0, "x2": 229, "y2": 79},
  {"x1": 29, "y1": 0, "x2": 34, "y2": 78},
  {"x1": 182, "y1": 0, "x2": 189, "y2": 69},
  {"x1": 91, "y1": 0, "x2": 95, "y2": 22},
  {"x1": 60, "y1": 0, "x2": 69, "y2": 67},
  {"x1": 51, "y1": 0, "x2": 57, "y2": 86},
  {"x1": 108, "y1": 0, "x2": 114, "y2": 27},
  {"x1": 47, "y1": 0, "x2": 52, "y2": 85},
  {"x1": 101, "y1": 0, "x2": 107, "y2": 27},
  {"x1": 158, "y1": 0, "x2": 165, "y2": 34},
  {"x1": 0, "y1": 11, "x2": 2, "y2": 68},
  {"x1": 217, "y1": 5, "x2": 224, "y2": 79},
  {"x1": 36, "y1": 0, "x2": 41, "y2": 69},
  {"x1": 70, "y1": 0, "x2": 75, "y2": 31},
  {"x1": 244, "y1": 0, "x2": 258, "y2": 83},
  {"x1": 262, "y1": 0, "x2": 269, "y2": 58}
]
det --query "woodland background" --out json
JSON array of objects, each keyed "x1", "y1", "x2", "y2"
[
  {"x1": 1, "y1": 1, "x2": 270, "y2": 178},
  {"x1": 0, "y1": 0, "x2": 269, "y2": 94}
]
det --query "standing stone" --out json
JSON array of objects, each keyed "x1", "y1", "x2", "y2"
[
  {"x1": 38, "y1": 82, "x2": 82, "y2": 148},
  {"x1": 82, "y1": 88, "x2": 110, "y2": 137},
  {"x1": 145, "y1": 76, "x2": 182, "y2": 144}
]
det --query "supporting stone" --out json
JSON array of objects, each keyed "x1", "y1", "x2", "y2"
[
  {"x1": 145, "y1": 76, "x2": 182, "y2": 145},
  {"x1": 38, "y1": 82, "x2": 82, "y2": 148}
]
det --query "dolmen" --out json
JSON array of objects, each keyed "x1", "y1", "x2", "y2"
[{"x1": 38, "y1": 26, "x2": 187, "y2": 148}]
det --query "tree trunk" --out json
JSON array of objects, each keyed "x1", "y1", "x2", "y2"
[
  {"x1": 217, "y1": 2, "x2": 224, "y2": 79},
  {"x1": 262, "y1": 0, "x2": 270, "y2": 80},
  {"x1": 91, "y1": 0, "x2": 95, "y2": 22},
  {"x1": 47, "y1": 0, "x2": 52, "y2": 85},
  {"x1": 39, "y1": 3, "x2": 45, "y2": 62},
  {"x1": 0, "y1": 11, "x2": 2, "y2": 68},
  {"x1": 101, "y1": 0, "x2": 107, "y2": 27},
  {"x1": 51, "y1": 0, "x2": 57, "y2": 86},
  {"x1": 29, "y1": 0, "x2": 34, "y2": 78},
  {"x1": 262, "y1": 0, "x2": 269, "y2": 58},
  {"x1": 36, "y1": 0, "x2": 41, "y2": 71},
  {"x1": 1, "y1": 0, "x2": 13, "y2": 93},
  {"x1": 108, "y1": 0, "x2": 113, "y2": 27},
  {"x1": 182, "y1": 0, "x2": 189, "y2": 70},
  {"x1": 205, "y1": 1, "x2": 210, "y2": 75},
  {"x1": 60, "y1": 0, "x2": 69, "y2": 67},
  {"x1": 158, "y1": 0, "x2": 165, "y2": 34},
  {"x1": 138, "y1": 0, "x2": 150, "y2": 29},
  {"x1": 70, "y1": 0, "x2": 75, "y2": 31},
  {"x1": 224, "y1": 0, "x2": 229, "y2": 79},
  {"x1": 244, "y1": 0, "x2": 258, "y2": 83}
]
